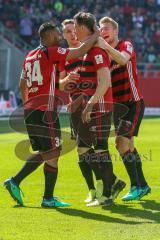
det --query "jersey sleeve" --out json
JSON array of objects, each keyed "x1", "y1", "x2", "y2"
[
  {"x1": 121, "y1": 41, "x2": 134, "y2": 57},
  {"x1": 49, "y1": 46, "x2": 70, "y2": 66},
  {"x1": 91, "y1": 48, "x2": 110, "y2": 71}
]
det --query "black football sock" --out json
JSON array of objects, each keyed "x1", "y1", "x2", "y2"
[
  {"x1": 79, "y1": 150, "x2": 95, "y2": 190},
  {"x1": 94, "y1": 151, "x2": 113, "y2": 198},
  {"x1": 13, "y1": 153, "x2": 43, "y2": 185},
  {"x1": 87, "y1": 149, "x2": 102, "y2": 181},
  {"x1": 90, "y1": 161, "x2": 102, "y2": 181},
  {"x1": 91, "y1": 163, "x2": 102, "y2": 181},
  {"x1": 133, "y1": 148, "x2": 148, "y2": 187},
  {"x1": 112, "y1": 173, "x2": 118, "y2": 185},
  {"x1": 43, "y1": 163, "x2": 58, "y2": 199},
  {"x1": 121, "y1": 150, "x2": 139, "y2": 187}
]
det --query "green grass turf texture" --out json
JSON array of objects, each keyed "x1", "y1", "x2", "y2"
[{"x1": 0, "y1": 116, "x2": 160, "y2": 240}]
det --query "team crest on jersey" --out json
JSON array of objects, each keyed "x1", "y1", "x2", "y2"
[
  {"x1": 126, "y1": 43, "x2": 133, "y2": 54},
  {"x1": 58, "y1": 47, "x2": 67, "y2": 54},
  {"x1": 95, "y1": 55, "x2": 103, "y2": 64}
]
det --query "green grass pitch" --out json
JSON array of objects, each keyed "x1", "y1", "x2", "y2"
[{"x1": 0, "y1": 117, "x2": 160, "y2": 240}]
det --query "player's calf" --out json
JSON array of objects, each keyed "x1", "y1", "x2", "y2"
[
  {"x1": 78, "y1": 148, "x2": 96, "y2": 203},
  {"x1": 89, "y1": 151, "x2": 114, "y2": 206}
]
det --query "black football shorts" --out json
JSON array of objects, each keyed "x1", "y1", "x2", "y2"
[
  {"x1": 113, "y1": 99, "x2": 145, "y2": 138},
  {"x1": 24, "y1": 109, "x2": 61, "y2": 152},
  {"x1": 71, "y1": 110, "x2": 112, "y2": 150}
]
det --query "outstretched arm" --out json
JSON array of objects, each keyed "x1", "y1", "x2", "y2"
[
  {"x1": 66, "y1": 27, "x2": 99, "y2": 61},
  {"x1": 97, "y1": 37, "x2": 131, "y2": 65}
]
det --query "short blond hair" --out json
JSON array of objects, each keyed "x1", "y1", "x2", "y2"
[
  {"x1": 99, "y1": 17, "x2": 118, "y2": 30},
  {"x1": 61, "y1": 19, "x2": 74, "y2": 30}
]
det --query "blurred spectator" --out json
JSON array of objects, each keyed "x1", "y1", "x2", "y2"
[
  {"x1": 0, "y1": 90, "x2": 17, "y2": 111},
  {"x1": 0, "y1": 0, "x2": 160, "y2": 62},
  {"x1": 54, "y1": 0, "x2": 63, "y2": 13},
  {"x1": 155, "y1": 53, "x2": 160, "y2": 64},
  {"x1": 148, "y1": 46, "x2": 156, "y2": 63},
  {"x1": 19, "y1": 16, "x2": 33, "y2": 44}
]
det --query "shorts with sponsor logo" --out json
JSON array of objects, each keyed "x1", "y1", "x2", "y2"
[
  {"x1": 113, "y1": 99, "x2": 145, "y2": 138},
  {"x1": 24, "y1": 109, "x2": 61, "y2": 152}
]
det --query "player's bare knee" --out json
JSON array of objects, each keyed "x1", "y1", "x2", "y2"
[
  {"x1": 94, "y1": 149, "x2": 106, "y2": 153},
  {"x1": 44, "y1": 150, "x2": 59, "y2": 168},
  {"x1": 116, "y1": 136, "x2": 129, "y2": 155},
  {"x1": 129, "y1": 137, "x2": 135, "y2": 152},
  {"x1": 45, "y1": 159, "x2": 58, "y2": 168},
  {"x1": 115, "y1": 137, "x2": 122, "y2": 151},
  {"x1": 77, "y1": 147, "x2": 90, "y2": 155},
  {"x1": 41, "y1": 149, "x2": 60, "y2": 163},
  {"x1": 78, "y1": 148, "x2": 94, "y2": 164}
]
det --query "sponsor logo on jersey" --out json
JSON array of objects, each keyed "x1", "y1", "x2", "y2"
[{"x1": 110, "y1": 64, "x2": 121, "y2": 72}]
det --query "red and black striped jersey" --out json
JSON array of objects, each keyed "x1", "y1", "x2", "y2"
[
  {"x1": 21, "y1": 45, "x2": 69, "y2": 110},
  {"x1": 59, "y1": 57, "x2": 83, "y2": 99},
  {"x1": 80, "y1": 47, "x2": 112, "y2": 112},
  {"x1": 110, "y1": 40, "x2": 143, "y2": 103}
]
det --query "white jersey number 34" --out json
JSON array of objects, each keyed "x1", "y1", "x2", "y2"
[{"x1": 25, "y1": 60, "x2": 43, "y2": 87}]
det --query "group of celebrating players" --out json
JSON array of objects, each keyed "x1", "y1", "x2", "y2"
[{"x1": 4, "y1": 11, "x2": 151, "y2": 208}]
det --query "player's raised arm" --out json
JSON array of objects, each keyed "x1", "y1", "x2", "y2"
[
  {"x1": 66, "y1": 27, "x2": 99, "y2": 60},
  {"x1": 97, "y1": 37, "x2": 131, "y2": 65}
]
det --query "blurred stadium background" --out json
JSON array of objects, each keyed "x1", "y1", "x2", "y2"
[
  {"x1": 0, "y1": 0, "x2": 160, "y2": 123},
  {"x1": 0, "y1": 2, "x2": 160, "y2": 240}
]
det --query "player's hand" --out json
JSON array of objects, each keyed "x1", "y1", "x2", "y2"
[
  {"x1": 95, "y1": 37, "x2": 109, "y2": 50},
  {"x1": 67, "y1": 103, "x2": 72, "y2": 113},
  {"x1": 67, "y1": 72, "x2": 80, "y2": 82},
  {"x1": 68, "y1": 95, "x2": 83, "y2": 114},
  {"x1": 82, "y1": 103, "x2": 93, "y2": 123}
]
